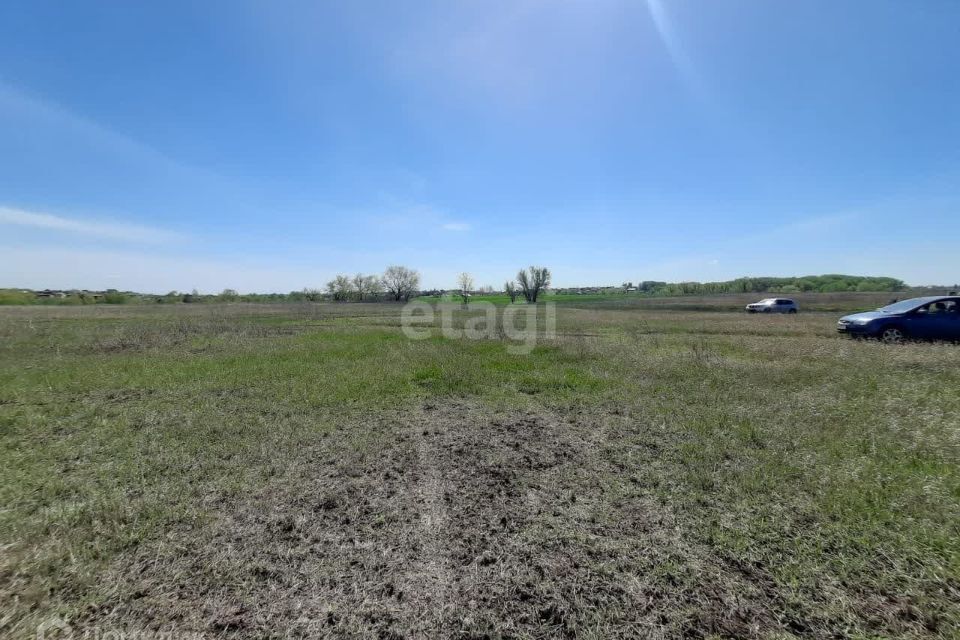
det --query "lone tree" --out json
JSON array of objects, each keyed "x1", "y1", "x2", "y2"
[
  {"x1": 457, "y1": 272, "x2": 474, "y2": 306},
  {"x1": 516, "y1": 266, "x2": 551, "y2": 303},
  {"x1": 382, "y1": 265, "x2": 421, "y2": 301},
  {"x1": 504, "y1": 280, "x2": 519, "y2": 303},
  {"x1": 326, "y1": 275, "x2": 353, "y2": 301}
]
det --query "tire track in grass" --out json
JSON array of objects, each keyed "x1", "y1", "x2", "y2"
[{"x1": 400, "y1": 413, "x2": 455, "y2": 637}]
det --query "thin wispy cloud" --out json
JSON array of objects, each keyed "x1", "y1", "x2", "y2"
[
  {"x1": 645, "y1": 0, "x2": 704, "y2": 101},
  {"x1": 366, "y1": 202, "x2": 473, "y2": 235},
  {"x1": 0, "y1": 80, "x2": 248, "y2": 204},
  {"x1": 0, "y1": 245, "x2": 368, "y2": 293},
  {"x1": 777, "y1": 212, "x2": 862, "y2": 234},
  {"x1": 0, "y1": 81, "x2": 184, "y2": 174},
  {"x1": 0, "y1": 206, "x2": 184, "y2": 244}
]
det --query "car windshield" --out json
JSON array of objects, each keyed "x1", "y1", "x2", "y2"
[{"x1": 877, "y1": 299, "x2": 928, "y2": 314}]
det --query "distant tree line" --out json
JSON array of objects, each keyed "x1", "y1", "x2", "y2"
[
  {"x1": 604, "y1": 275, "x2": 907, "y2": 297},
  {"x1": 323, "y1": 266, "x2": 420, "y2": 302},
  {"x1": 0, "y1": 288, "x2": 135, "y2": 305},
  {"x1": 1, "y1": 273, "x2": 919, "y2": 306}
]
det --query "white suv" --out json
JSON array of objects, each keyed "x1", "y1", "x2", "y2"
[{"x1": 745, "y1": 298, "x2": 798, "y2": 314}]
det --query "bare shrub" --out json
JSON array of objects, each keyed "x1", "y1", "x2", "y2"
[{"x1": 517, "y1": 266, "x2": 551, "y2": 303}]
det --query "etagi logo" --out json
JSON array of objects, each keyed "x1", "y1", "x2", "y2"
[{"x1": 401, "y1": 301, "x2": 556, "y2": 354}]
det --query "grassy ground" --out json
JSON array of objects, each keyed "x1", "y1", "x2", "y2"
[{"x1": 1, "y1": 301, "x2": 957, "y2": 638}]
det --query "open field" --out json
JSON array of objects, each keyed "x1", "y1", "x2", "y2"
[{"x1": 1, "y1": 300, "x2": 958, "y2": 638}]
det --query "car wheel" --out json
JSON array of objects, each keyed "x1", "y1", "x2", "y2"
[
  {"x1": 788, "y1": 308, "x2": 797, "y2": 314},
  {"x1": 880, "y1": 326, "x2": 905, "y2": 344}
]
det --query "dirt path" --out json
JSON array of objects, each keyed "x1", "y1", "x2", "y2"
[{"x1": 398, "y1": 418, "x2": 454, "y2": 637}]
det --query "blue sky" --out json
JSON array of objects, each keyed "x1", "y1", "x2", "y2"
[{"x1": 2, "y1": 0, "x2": 959, "y2": 292}]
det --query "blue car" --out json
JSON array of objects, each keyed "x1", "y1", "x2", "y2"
[{"x1": 837, "y1": 296, "x2": 960, "y2": 343}]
